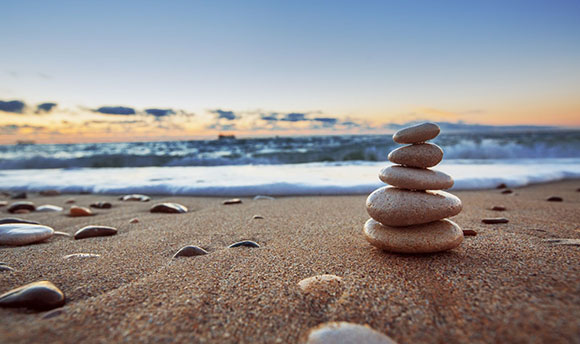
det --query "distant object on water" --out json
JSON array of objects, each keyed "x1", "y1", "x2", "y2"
[
  {"x1": 217, "y1": 134, "x2": 236, "y2": 140},
  {"x1": 16, "y1": 140, "x2": 36, "y2": 145}
]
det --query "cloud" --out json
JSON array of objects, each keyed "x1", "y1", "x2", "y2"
[
  {"x1": 36, "y1": 102, "x2": 57, "y2": 113},
  {"x1": 281, "y1": 113, "x2": 308, "y2": 122},
  {"x1": 145, "y1": 108, "x2": 176, "y2": 117},
  {"x1": 210, "y1": 109, "x2": 236, "y2": 120},
  {"x1": 0, "y1": 100, "x2": 25, "y2": 113},
  {"x1": 0, "y1": 124, "x2": 44, "y2": 134},
  {"x1": 261, "y1": 113, "x2": 279, "y2": 121},
  {"x1": 313, "y1": 117, "x2": 338, "y2": 125},
  {"x1": 94, "y1": 106, "x2": 136, "y2": 115}
]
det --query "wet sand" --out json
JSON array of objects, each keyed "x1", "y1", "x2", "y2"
[{"x1": 1, "y1": 180, "x2": 579, "y2": 343}]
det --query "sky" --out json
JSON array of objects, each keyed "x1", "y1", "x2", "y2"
[{"x1": 1, "y1": 0, "x2": 579, "y2": 143}]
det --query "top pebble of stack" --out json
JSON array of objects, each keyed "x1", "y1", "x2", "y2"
[{"x1": 392, "y1": 122, "x2": 440, "y2": 144}]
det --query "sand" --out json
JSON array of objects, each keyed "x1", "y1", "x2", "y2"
[{"x1": 0, "y1": 180, "x2": 579, "y2": 343}]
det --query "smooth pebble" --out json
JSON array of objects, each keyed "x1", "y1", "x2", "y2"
[
  {"x1": 74, "y1": 226, "x2": 117, "y2": 240},
  {"x1": 228, "y1": 240, "x2": 260, "y2": 248},
  {"x1": 305, "y1": 322, "x2": 396, "y2": 344},
  {"x1": 150, "y1": 203, "x2": 188, "y2": 214},
  {"x1": 173, "y1": 245, "x2": 208, "y2": 258},
  {"x1": 392, "y1": 122, "x2": 440, "y2": 144},
  {"x1": 379, "y1": 166, "x2": 453, "y2": 190},
  {"x1": 387, "y1": 143, "x2": 443, "y2": 168},
  {"x1": 0, "y1": 281, "x2": 65, "y2": 311},
  {"x1": 36, "y1": 204, "x2": 63, "y2": 212},
  {"x1": 0, "y1": 223, "x2": 54, "y2": 246},
  {"x1": 7, "y1": 201, "x2": 36, "y2": 214}
]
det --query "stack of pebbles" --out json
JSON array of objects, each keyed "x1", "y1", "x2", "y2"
[{"x1": 364, "y1": 122, "x2": 464, "y2": 253}]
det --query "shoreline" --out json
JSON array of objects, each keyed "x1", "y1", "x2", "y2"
[{"x1": 1, "y1": 180, "x2": 579, "y2": 343}]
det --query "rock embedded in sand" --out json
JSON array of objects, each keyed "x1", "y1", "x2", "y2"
[
  {"x1": 63, "y1": 253, "x2": 101, "y2": 259},
  {"x1": 36, "y1": 204, "x2": 63, "y2": 212},
  {"x1": 364, "y1": 218, "x2": 463, "y2": 254},
  {"x1": 69, "y1": 205, "x2": 93, "y2": 217},
  {"x1": 228, "y1": 240, "x2": 260, "y2": 248},
  {"x1": 0, "y1": 281, "x2": 65, "y2": 311},
  {"x1": 387, "y1": 143, "x2": 444, "y2": 168},
  {"x1": 119, "y1": 194, "x2": 150, "y2": 202},
  {"x1": 0, "y1": 217, "x2": 39, "y2": 225},
  {"x1": 298, "y1": 274, "x2": 343, "y2": 299},
  {"x1": 65, "y1": 198, "x2": 75, "y2": 204},
  {"x1": 150, "y1": 203, "x2": 188, "y2": 214},
  {"x1": 392, "y1": 122, "x2": 440, "y2": 144},
  {"x1": 546, "y1": 196, "x2": 563, "y2": 202},
  {"x1": 90, "y1": 201, "x2": 112, "y2": 209},
  {"x1": 0, "y1": 224, "x2": 54, "y2": 246},
  {"x1": 491, "y1": 206, "x2": 506, "y2": 211},
  {"x1": 173, "y1": 245, "x2": 208, "y2": 258},
  {"x1": 252, "y1": 215, "x2": 264, "y2": 220},
  {"x1": 496, "y1": 183, "x2": 508, "y2": 189},
  {"x1": 129, "y1": 218, "x2": 139, "y2": 223},
  {"x1": 463, "y1": 229, "x2": 477, "y2": 236},
  {"x1": 305, "y1": 322, "x2": 396, "y2": 344},
  {"x1": 379, "y1": 166, "x2": 453, "y2": 190},
  {"x1": 482, "y1": 217, "x2": 509, "y2": 224},
  {"x1": 223, "y1": 198, "x2": 242, "y2": 205},
  {"x1": 7, "y1": 201, "x2": 36, "y2": 214},
  {"x1": 366, "y1": 187, "x2": 462, "y2": 227},
  {"x1": 74, "y1": 226, "x2": 117, "y2": 240},
  {"x1": 501, "y1": 189, "x2": 513, "y2": 194},
  {"x1": 13, "y1": 209, "x2": 31, "y2": 214}
]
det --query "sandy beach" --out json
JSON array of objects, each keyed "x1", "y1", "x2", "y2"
[{"x1": 0, "y1": 180, "x2": 579, "y2": 343}]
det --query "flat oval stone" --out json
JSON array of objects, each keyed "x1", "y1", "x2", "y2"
[
  {"x1": 90, "y1": 201, "x2": 112, "y2": 209},
  {"x1": 0, "y1": 224, "x2": 54, "y2": 246},
  {"x1": 546, "y1": 196, "x2": 563, "y2": 202},
  {"x1": 7, "y1": 201, "x2": 36, "y2": 214},
  {"x1": 63, "y1": 253, "x2": 101, "y2": 259},
  {"x1": 228, "y1": 240, "x2": 260, "y2": 248},
  {"x1": 74, "y1": 226, "x2": 117, "y2": 240},
  {"x1": 305, "y1": 322, "x2": 396, "y2": 344},
  {"x1": 150, "y1": 203, "x2": 188, "y2": 214},
  {"x1": 481, "y1": 217, "x2": 508, "y2": 224},
  {"x1": 0, "y1": 281, "x2": 65, "y2": 311},
  {"x1": 364, "y1": 218, "x2": 463, "y2": 254},
  {"x1": 393, "y1": 122, "x2": 440, "y2": 144},
  {"x1": 366, "y1": 187, "x2": 462, "y2": 227},
  {"x1": 36, "y1": 204, "x2": 64, "y2": 212},
  {"x1": 68, "y1": 205, "x2": 93, "y2": 217},
  {"x1": 173, "y1": 245, "x2": 208, "y2": 258},
  {"x1": 119, "y1": 194, "x2": 150, "y2": 202},
  {"x1": 379, "y1": 166, "x2": 453, "y2": 190},
  {"x1": 388, "y1": 143, "x2": 444, "y2": 168},
  {"x1": 491, "y1": 206, "x2": 506, "y2": 211},
  {"x1": 0, "y1": 217, "x2": 39, "y2": 225},
  {"x1": 223, "y1": 198, "x2": 242, "y2": 205}
]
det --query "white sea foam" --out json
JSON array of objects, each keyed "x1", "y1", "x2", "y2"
[{"x1": 0, "y1": 159, "x2": 578, "y2": 196}]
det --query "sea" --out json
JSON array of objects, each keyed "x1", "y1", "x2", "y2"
[{"x1": 0, "y1": 130, "x2": 579, "y2": 196}]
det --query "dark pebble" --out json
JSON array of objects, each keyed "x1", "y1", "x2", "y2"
[
  {"x1": 11, "y1": 192, "x2": 27, "y2": 200},
  {"x1": 491, "y1": 206, "x2": 506, "y2": 211},
  {"x1": 463, "y1": 229, "x2": 477, "y2": 236},
  {"x1": 496, "y1": 183, "x2": 507, "y2": 189},
  {"x1": 7, "y1": 201, "x2": 36, "y2": 214},
  {"x1": 252, "y1": 215, "x2": 264, "y2": 219},
  {"x1": 74, "y1": 226, "x2": 117, "y2": 240},
  {"x1": 0, "y1": 281, "x2": 65, "y2": 311},
  {"x1": 0, "y1": 217, "x2": 40, "y2": 225},
  {"x1": 228, "y1": 240, "x2": 260, "y2": 248},
  {"x1": 223, "y1": 198, "x2": 242, "y2": 205},
  {"x1": 65, "y1": 198, "x2": 75, "y2": 204},
  {"x1": 0, "y1": 265, "x2": 15, "y2": 272},
  {"x1": 90, "y1": 201, "x2": 112, "y2": 209},
  {"x1": 173, "y1": 245, "x2": 208, "y2": 258},
  {"x1": 576, "y1": 188, "x2": 580, "y2": 192},
  {"x1": 501, "y1": 189, "x2": 513, "y2": 194},
  {"x1": 546, "y1": 196, "x2": 563, "y2": 202},
  {"x1": 482, "y1": 217, "x2": 509, "y2": 224},
  {"x1": 150, "y1": 203, "x2": 188, "y2": 214}
]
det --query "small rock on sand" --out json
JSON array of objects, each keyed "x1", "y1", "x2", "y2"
[
  {"x1": 543, "y1": 239, "x2": 580, "y2": 246},
  {"x1": 491, "y1": 206, "x2": 506, "y2": 211},
  {"x1": 7, "y1": 201, "x2": 36, "y2": 214},
  {"x1": 0, "y1": 223, "x2": 54, "y2": 246},
  {"x1": 129, "y1": 218, "x2": 139, "y2": 223},
  {"x1": 482, "y1": 217, "x2": 509, "y2": 224},
  {"x1": 65, "y1": 198, "x2": 75, "y2": 204},
  {"x1": 304, "y1": 322, "x2": 396, "y2": 344},
  {"x1": 74, "y1": 226, "x2": 117, "y2": 240},
  {"x1": 36, "y1": 204, "x2": 63, "y2": 212},
  {"x1": 0, "y1": 265, "x2": 15, "y2": 272},
  {"x1": 0, "y1": 281, "x2": 65, "y2": 311},
  {"x1": 11, "y1": 192, "x2": 27, "y2": 200},
  {"x1": 119, "y1": 194, "x2": 150, "y2": 202},
  {"x1": 252, "y1": 215, "x2": 264, "y2": 219},
  {"x1": 546, "y1": 196, "x2": 563, "y2": 202},
  {"x1": 63, "y1": 253, "x2": 101, "y2": 259},
  {"x1": 0, "y1": 217, "x2": 39, "y2": 225},
  {"x1": 150, "y1": 203, "x2": 188, "y2": 214},
  {"x1": 496, "y1": 183, "x2": 507, "y2": 189},
  {"x1": 463, "y1": 229, "x2": 477, "y2": 236},
  {"x1": 223, "y1": 198, "x2": 242, "y2": 205},
  {"x1": 0, "y1": 201, "x2": 7, "y2": 207},
  {"x1": 298, "y1": 274, "x2": 343, "y2": 299},
  {"x1": 173, "y1": 245, "x2": 208, "y2": 258},
  {"x1": 53, "y1": 231, "x2": 71, "y2": 237},
  {"x1": 501, "y1": 189, "x2": 513, "y2": 194},
  {"x1": 228, "y1": 240, "x2": 260, "y2": 248},
  {"x1": 68, "y1": 206, "x2": 93, "y2": 217},
  {"x1": 90, "y1": 201, "x2": 112, "y2": 209}
]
